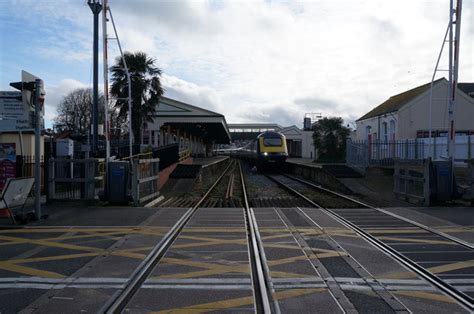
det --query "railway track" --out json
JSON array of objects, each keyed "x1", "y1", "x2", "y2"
[
  {"x1": 102, "y1": 160, "x2": 274, "y2": 313},
  {"x1": 158, "y1": 160, "x2": 308, "y2": 208},
  {"x1": 266, "y1": 173, "x2": 474, "y2": 311}
]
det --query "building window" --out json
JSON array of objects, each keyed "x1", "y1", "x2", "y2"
[
  {"x1": 389, "y1": 120, "x2": 396, "y2": 140},
  {"x1": 365, "y1": 126, "x2": 371, "y2": 140},
  {"x1": 382, "y1": 122, "x2": 388, "y2": 141}
]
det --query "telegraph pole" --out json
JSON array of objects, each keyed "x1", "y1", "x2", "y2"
[
  {"x1": 447, "y1": 0, "x2": 462, "y2": 159},
  {"x1": 88, "y1": 0, "x2": 102, "y2": 155},
  {"x1": 34, "y1": 79, "x2": 43, "y2": 219},
  {"x1": 102, "y1": 0, "x2": 110, "y2": 163}
]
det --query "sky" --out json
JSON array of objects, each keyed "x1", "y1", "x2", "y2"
[{"x1": 1, "y1": 0, "x2": 473, "y2": 130}]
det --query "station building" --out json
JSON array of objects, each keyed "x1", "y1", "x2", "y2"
[
  {"x1": 228, "y1": 123, "x2": 315, "y2": 159},
  {"x1": 355, "y1": 78, "x2": 474, "y2": 141}
]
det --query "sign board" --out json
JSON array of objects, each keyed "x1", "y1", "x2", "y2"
[
  {"x1": 0, "y1": 91, "x2": 32, "y2": 131},
  {"x1": 22, "y1": 70, "x2": 45, "y2": 130},
  {"x1": 21, "y1": 70, "x2": 44, "y2": 116},
  {"x1": 1, "y1": 177, "x2": 34, "y2": 209},
  {"x1": 57, "y1": 139, "x2": 74, "y2": 156},
  {"x1": 2, "y1": 70, "x2": 45, "y2": 132},
  {"x1": 0, "y1": 143, "x2": 16, "y2": 191}
]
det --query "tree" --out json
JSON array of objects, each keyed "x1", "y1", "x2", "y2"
[
  {"x1": 312, "y1": 117, "x2": 350, "y2": 162},
  {"x1": 55, "y1": 88, "x2": 104, "y2": 138},
  {"x1": 108, "y1": 107, "x2": 128, "y2": 140},
  {"x1": 110, "y1": 51, "x2": 164, "y2": 143}
]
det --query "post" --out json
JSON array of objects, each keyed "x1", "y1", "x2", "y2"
[
  {"x1": 34, "y1": 79, "x2": 42, "y2": 219},
  {"x1": 393, "y1": 159, "x2": 399, "y2": 195},
  {"x1": 48, "y1": 158, "x2": 55, "y2": 200},
  {"x1": 103, "y1": 0, "x2": 110, "y2": 163},
  {"x1": 132, "y1": 159, "x2": 138, "y2": 206},
  {"x1": 423, "y1": 158, "x2": 431, "y2": 206},
  {"x1": 88, "y1": 0, "x2": 102, "y2": 155},
  {"x1": 468, "y1": 135, "x2": 472, "y2": 159}
]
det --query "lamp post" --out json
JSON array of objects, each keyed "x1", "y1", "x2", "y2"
[{"x1": 88, "y1": 0, "x2": 102, "y2": 155}]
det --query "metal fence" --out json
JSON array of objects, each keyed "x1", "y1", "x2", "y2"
[
  {"x1": 347, "y1": 135, "x2": 474, "y2": 168},
  {"x1": 131, "y1": 158, "x2": 160, "y2": 206},
  {"x1": 48, "y1": 158, "x2": 99, "y2": 200},
  {"x1": 393, "y1": 158, "x2": 430, "y2": 206},
  {"x1": 16, "y1": 155, "x2": 46, "y2": 194},
  {"x1": 346, "y1": 140, "x2": 369, "y2": 174}
]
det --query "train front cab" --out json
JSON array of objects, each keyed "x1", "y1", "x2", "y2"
[{"x1": 257, "y1": 133, "x2": 288, "y2": 166}]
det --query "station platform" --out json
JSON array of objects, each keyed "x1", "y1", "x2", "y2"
[{"x1": 286, "y1": 157, "x2": 320, "y2": 167}]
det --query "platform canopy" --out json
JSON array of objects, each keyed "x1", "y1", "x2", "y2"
[{"x1": 150, "y1": 97, "x2": 231, "y2": 144}]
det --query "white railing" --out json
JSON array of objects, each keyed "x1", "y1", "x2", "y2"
[
  {"x1": 131, "y1": 158, "x2": 160, "y2": 206},
  {"x1": 347, "y1": 135, "x2": 474, "y2": 168}
]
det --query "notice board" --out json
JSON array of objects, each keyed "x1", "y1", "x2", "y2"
[{"x1": 0, "y1": 143, "x2": 16, "y2": 191}]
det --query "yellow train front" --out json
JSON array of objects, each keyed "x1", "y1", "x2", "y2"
[{"x1": 255, "y1": 131, "x2": 288, "y2": 166}]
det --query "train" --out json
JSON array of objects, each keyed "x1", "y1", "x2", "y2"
[{"x1": 234, "y1": 131, "x2": 288, "y2": 167}]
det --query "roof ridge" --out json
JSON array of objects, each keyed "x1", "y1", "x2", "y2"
[{"x1": 356, "y1": 78, "x2": 446, "y2": 121}]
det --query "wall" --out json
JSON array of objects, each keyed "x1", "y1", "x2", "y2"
[
  {"x1": 0, "y1": 133, "x2": 44, "y2": 157},
  {"x1": 356, "y1": 113, "x2": 398, "y2": 141},
  {"x1": 301, "y1": 131, "x2": 315, "y2": 159},
  {"x1": 281, "y1": 128, "x2": 315, "y2": 159},
  {"x1": 397, "y1": 81, "x2": 474, "y2": 138}
]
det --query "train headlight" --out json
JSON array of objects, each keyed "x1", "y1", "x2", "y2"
[{"x1": 263, "y1": 152, "x2": 268, "y2": 156}]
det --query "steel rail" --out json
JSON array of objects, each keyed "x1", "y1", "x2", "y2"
[
  {"x1": 239, "y1": 162, "x2": 275, "y2": 313},
  {"x1": 265, "y1": 174, "x2": 474, "y2": 311},
  {"x1": 102, "y1": 161, "x2": 235, "y2": 313},
  {"x1": 226, "y1": 173, "x2": 234, "y2": 199},
  {"x1": 282, "y1": 173, "x2": 474, "y2": 250}
]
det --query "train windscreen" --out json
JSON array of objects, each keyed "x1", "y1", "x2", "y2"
[{"x1": 263, "y1": 138, "x2": 282, "y2": 146}]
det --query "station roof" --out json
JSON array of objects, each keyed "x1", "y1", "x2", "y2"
[
  {"x1": 153, "y1": 97, "x2": 231, "y2": 144},
  {"x1": 458, "y1": 83, "x2": 474, "y2": 98},
  {"x1": 228, "y1": 123, "x2": 283, "y2": 132}
]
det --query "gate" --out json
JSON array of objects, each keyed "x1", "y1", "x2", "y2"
[
  {"x1": 131, "y1": 158, "x2": 160, "y2": 206},
  {"x1": 48, "y1": 158, "x2": 98, "y2": 200}
]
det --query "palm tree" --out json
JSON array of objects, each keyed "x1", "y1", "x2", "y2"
[{"x1": 110, "y1": 51, "x2": 164, "y2": 144}]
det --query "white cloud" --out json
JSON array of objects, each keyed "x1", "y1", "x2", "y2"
[
  {"x1": 44, "y1": 79, "x2": 87, "y2": 127},
  {"x1": 4, "y1": 0, "x2": 473, "y2": 129},
  {"x1": 103, "y1": 0, "x2": 473, "y2": 127},
  {"x1": 162, "y1": 74, "x2": 222, "y2": 113}
]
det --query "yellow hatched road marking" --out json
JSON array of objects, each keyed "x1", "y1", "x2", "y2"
[
  {"x1": 264, "y1": 243, "x2": 305, "y2": 250},
  {"x1": 3, "y1": 252, "x2": 100, "y2": 264},
  {"x1": 392, "y1": 290, "x2": 456, "y2": 304},
  {"x1": 172, "y1": 236, "x2": 247, "y2": 249},
  {"x1": 0, "y1": 227, "x2": 169, "y2": 234},
  {"x1": 261, "y1": 233, "x2": 296, "y2": 240},
  {"x1": 0, "y1": 234, "x2": 150, "y2": 260},
  {"x1": 367, "y1": 229, "x2": 429, "y2": 234},
  {"x1": 382, "y1": 259, "x2": 474, "y2": 279},
  {"x1": 181, "y1": 227, "x2": 246, "y2": 233},
  {"x1": 155, "y1": 257, "x2": 309, "y2": 279},
  {"x1": 427, "y1": 259, "x2": 474, "y2": 274},
  {"x1": 376, "y1": 236, "x2": 453, "y2": 245},
  {"x1": 0, "y1": 229, "x2": 165, "y2": 247},
  {"x1": 270, "y1": 271, "x2": 312, "y2": 278},
  {"x1": 0, "y1": 235, "x2": 106, "y2": 252},
  {"x1": 171, "y1": 233, "x2": 290, "y2": 250},
  {"x1": 150, "y1": 288, "x2": 325, "y2": 313},
  {"x1": 0, "y1": 262, "x2": 65, "y2": 278}
]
